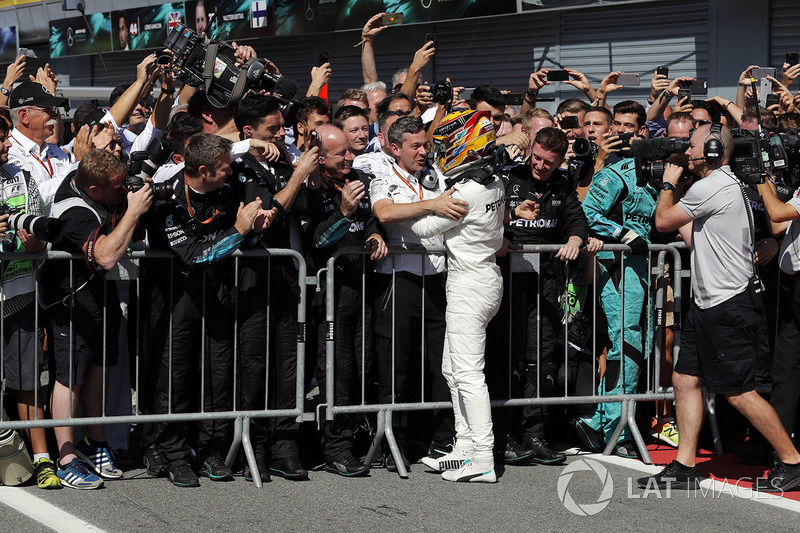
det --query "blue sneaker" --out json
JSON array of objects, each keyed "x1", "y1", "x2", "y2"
[
  {"x1": 57, "y1": 458, "x2": 104, "y2": 490},
  {"x1": 76, "y1": 436, "x2": 123, "y2": 479}
]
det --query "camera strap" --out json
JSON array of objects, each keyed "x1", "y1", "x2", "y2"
[{"x1": 731, "y1": 171, "x2": 766, "y2": 309}]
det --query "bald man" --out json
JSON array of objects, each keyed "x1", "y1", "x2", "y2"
[
  {"x1": 305, "y1": 124, "x2": 387, "y2": 477},
  {"x1": 643, "y1": 124, "x2": 800, "y2": 493}
]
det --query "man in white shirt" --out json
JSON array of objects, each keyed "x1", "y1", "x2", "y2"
[
  {"x1": 7, "y1": 82, "x2": 72, "y2": 200},
  {"x1": 370, "y1": 116, "x2": 468, "y2": 470}
]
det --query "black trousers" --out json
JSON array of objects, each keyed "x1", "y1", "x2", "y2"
[
  {"x1": 315, "y1": 273, "x2": 375, "y2": 460},
  {"x1": 237, "y1": 259, "x2": 301, "y2": 459},
  {"x1": 512, "y1": 270, "x2": 563, "y2": 440},
  {"x1": 374, "y1": 272, "x2": 454, "y2": 450},
  {"x1": 770, "y1": 271, "x2": 800, "y2": 434},
  {"x1": 149, "y1": 274, "x2": 235, "y2": 464}
]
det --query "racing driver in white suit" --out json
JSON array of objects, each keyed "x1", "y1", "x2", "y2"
[{"x1": 412, "y1": 110, "x2": 538, "y2": 482}]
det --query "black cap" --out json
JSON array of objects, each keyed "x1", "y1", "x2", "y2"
[
  {"x1": 77, "y1": 108, "x2": 108, "y2": 131},
  {"x1": 8, "y1": 82, "x2": 68, "y2": 109}
]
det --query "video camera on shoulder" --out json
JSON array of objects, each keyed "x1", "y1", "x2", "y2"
[
  {"x1": 163, "y1": 23, "x2": 298, "y2": 111},
  {"x1": 729, "y1": 128, "x2": 799, "y2": 186}
]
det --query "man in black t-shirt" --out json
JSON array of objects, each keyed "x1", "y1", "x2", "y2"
[{"x1": 44, "y1": 150, "x2": 152, "y2": 489}]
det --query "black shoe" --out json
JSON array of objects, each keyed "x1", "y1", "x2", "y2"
[
  {"x1": 571, "y1": 418, "x2": 605, "y2": 453},
  {"x1": 614, "y1": 441, "x2": 640, "y2": 459},
  {"x1": 168, "y1": 461, "x2": 200, "y2": 488},
  {"x1": 734, "y1": 441, "x2": 774, "y2": 466},
  {"x1": 244, "y1": 456, "x2": 271, "y2": 483},
  {"x1": 199, "y1": 453, "x2": 234, "y2": 482},
  {"x1": 384, "y1": 448, "x2": 410, "y2": 472},
  {"x1": 754, "y1": 459, "x2": 800, "y2": 492},
  {"x1": 325, "y1": 454, "x2": 370, "y2": 477},
  {"x1": 637, "y1": 460, "x2": 699, "y2": 490},
  {"x1": 503, "y1": 437, "x2": 534, "y2": 465},
  {"x1": 270, "y1": 456, "x2": 308, "y2": 480},
  {"x1": 143, "y1": 445, "x2": 169, "y2": 477},
  {"x1": 428, "y1": 441, "x2": 454, "y2": 460},
  {"x1": 525, "y1": 437, "x2": 567, "y2": 465}
]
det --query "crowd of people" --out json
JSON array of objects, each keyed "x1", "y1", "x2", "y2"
[{"x1": 3, "y1": 11, "x2": 800, "y2": 493}]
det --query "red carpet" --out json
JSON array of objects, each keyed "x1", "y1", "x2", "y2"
[{"x1": 645, "y1": 442, "x2": 800, "y2": 501}]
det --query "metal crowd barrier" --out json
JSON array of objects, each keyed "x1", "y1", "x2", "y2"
[
  {"x1": 0, "y1": 248, "x2": 307, "y2": 489},
  {"x1": 320, "y1": 243, "x2": 683, "y2": 476}
]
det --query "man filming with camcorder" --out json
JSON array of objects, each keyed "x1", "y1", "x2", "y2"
[{"x1": 644, "y1": 123, "x2": 800, "y2": 493}]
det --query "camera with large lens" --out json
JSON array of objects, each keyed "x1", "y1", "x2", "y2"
[
  {"x1": 163, "y1": 23, "x2": 298, "y2": 110},
  {"x1": 572, "y1": 138, "x2": 598, "y2": 161},
  {"x1": 0, "y1": 205, "x2": 62, "y2": 244},
  {"x1": 126, "y1": 137, "x2": 175, "y2": 204},
  {"x1": 632, "y1": 137, "x2": 692, "y2": 187},
  {"x1": 431, "y1": 79, "x2": 453, "y2": 107}
]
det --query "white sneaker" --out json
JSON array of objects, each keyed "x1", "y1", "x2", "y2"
[
  {"x1": 441, "y1": 459, "x2": 497, "y2": 483},
  {"x1": 421, "y1": 446, "x2": 471, "y2": 472}
]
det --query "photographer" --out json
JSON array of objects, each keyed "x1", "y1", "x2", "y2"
[
  {"x1": 642, "y1": 123, "x2": 800, "y2": 492},
  {"x1": 306, "y1": 124, "x2": 386, "y2": 478},
  {"x1": 145, "y1": 133, "x2": 277, "y2": 488},
  {"x1": 41, "y1": 150, "x2": 153, "y2": 489},
  {"x1": 230, "y1": 94, "x2": 319, "y2": 482},
  {"x1": 0, "y1": 120, "x2": 60, "y2": 489},
  {"x1": 574, "y1": 116, "x2": 659, "y2": 459}
]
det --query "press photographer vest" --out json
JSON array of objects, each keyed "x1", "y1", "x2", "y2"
[
  {"x1": 0, "y1": 165, "x2": 38, "y2": 311},
  {"x1": 49, "y1": 173, "x2": 137, "y2": 281}
]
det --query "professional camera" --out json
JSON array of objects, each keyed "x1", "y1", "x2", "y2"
[
  {"x1": 0, "y1": 205, "x2": 62, "y2": 244},
  {"x1": 632, "y1": 137, "x2": 692, "y2": 187},
  {"x1": 572, "y1": 138, "x2": 598, "y2": 161},
  {"x1": 431, "y1": 79, "x2": 453, "y2": 107},
  {"x1": 163, "y1": 23, "x2": 298, "y2": 110},
  {"x1": 126, "y1": 137, "x2": 175, "y2": 204},
  {"x1": 729, "y1": 128, "x2": 789, "y2": 185}
]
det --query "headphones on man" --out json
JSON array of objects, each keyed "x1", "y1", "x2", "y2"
[{"x1": 703, "y1": 122, "x2": 724, "y2": 164}]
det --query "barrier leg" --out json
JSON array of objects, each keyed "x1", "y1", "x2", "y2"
[
  {"x1": 226, "y1": 416, "x2": 243, "y2": 468},
  {"x1": 627, "y1": 400, "x2": 652, "y2": 464},
  {"x1": 603, "y1": 400, "x2": 629, "y2": 456},
  {"x1": 363, "y1": 410, "x2": 385, "y2": 467},
  {"x1": 705, "y1": 392, "x2": 724, "y2": 456},
  {"x1": 384, "y1": 410, "x2": 408, "y2": 479},
  {"x1": 241, "y1": 417, "x2": 263, "y2": 489}
]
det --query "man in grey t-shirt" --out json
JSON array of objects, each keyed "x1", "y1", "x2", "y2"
[{"x1": 640, "y1": 123, "x2": 800, "y2": 493}]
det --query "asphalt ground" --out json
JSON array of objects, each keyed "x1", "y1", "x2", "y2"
[{"x1": 2, "y1": 447, "x2": 798, "y2": 533}]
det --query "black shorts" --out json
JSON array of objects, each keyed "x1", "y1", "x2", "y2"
[
  {"x1": 49, "y1": 282, "x2": 121, "y2": 387},
  {"x1": 2, "y1": 302, "x2": 47, "y2": 391},
  {"x1": 675, "y1": 290, "x2": 759, "y2": 394}
]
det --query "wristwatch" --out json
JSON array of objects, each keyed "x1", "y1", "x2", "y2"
[
  {"x1": 0, "y1": 85, "x2": 9, "y2": 97},
  {"x1": 661, "y1": 182, "x2": 677, "y2": 192}
]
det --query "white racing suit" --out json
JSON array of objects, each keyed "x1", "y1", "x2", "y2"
[{"x1": 410, "y1": 175, "x2": 505, "y2": 461}]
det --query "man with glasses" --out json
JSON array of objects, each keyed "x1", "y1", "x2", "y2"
[{"x1": 7, "y1": 82, "x2": 71, "y2": 198}]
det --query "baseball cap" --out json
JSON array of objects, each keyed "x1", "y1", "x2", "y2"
[{"x1": 8, "y1": 82, "x2": 68, "y2": 110}]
